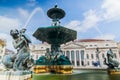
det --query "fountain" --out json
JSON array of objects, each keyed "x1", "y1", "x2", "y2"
[{"x1": 32, "y1": 5, "x2": 77, "y2": 75}]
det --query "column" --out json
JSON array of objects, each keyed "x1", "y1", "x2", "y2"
[
  {"x1": 69, "y1": 50, "x2": 72, "y2": 62},
  {"x1": 74, "y1": 51, "x2": 77, "y2": 67}
]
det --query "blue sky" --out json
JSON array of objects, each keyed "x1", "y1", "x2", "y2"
[{"x1": 0, "y1": 0, "x2": 120, "y2": 50}]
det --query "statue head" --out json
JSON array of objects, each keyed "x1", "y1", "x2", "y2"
[{"x1": 10, "y1": 29, "x2": 19, "y2": 39}]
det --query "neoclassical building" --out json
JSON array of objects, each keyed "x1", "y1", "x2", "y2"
[
  {"x1": 30, "y1": 43, "x2": 51, "y2": 60},
  {"x1": 0, "y1": 39, "x2": 6, "y2": 62},
  {"x1": 61, "y1": 39, "x2": 119, "y2": 68},
  {"x1": 30, "y1": 39, "x2": 119, "y2": 69}
]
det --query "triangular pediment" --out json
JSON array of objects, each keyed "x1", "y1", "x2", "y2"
[{"x1": 61, "y1": 43, "x2": 85, "y2": 49}]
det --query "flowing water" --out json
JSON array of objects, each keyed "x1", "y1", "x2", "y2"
[{"x1": 23, "y1": 7, "x2": 44, "y2": 29}]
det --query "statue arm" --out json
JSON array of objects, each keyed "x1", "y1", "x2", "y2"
[{"x1": 13, "y1": 38, "x2": 25, "y2": 49}]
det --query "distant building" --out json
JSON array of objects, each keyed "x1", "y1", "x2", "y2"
[
  {"x1": 0, "y1": 39, "x2": 6, "y2": 62},
  {"x1": 117, "y1": 42, "x2": 120, "y2": 58},
  {"x1": 30, "y1": 39, "x2": 119, "y2": 69},
  {"x1": 30, "y1": 43, "x2": 51, "y2": 60},
  {"x1": 61, "y1": 39, "x2": 119, "y2": 68}
]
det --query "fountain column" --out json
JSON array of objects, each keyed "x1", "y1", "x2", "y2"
[{"x1": 33, "y1": 5, "x2": 77, "y2": 74}]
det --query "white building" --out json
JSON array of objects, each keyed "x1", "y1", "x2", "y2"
[
  {"x1": 30, "y1": 43, "x2": 51, "y2": 60},
  {"x1": 61, "y1": 39, "x2": 119, "y2": 68},
  {"x1": 30, "y1": 39, "x2": 119, "y2": 69}
]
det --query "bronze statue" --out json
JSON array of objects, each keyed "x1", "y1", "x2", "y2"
[
  {"x1": 2, "y1": 29, "x2": 34, "y2": 70},
  {"x1": 104, "y1": 49, "x2": 119, "y2": 69}
]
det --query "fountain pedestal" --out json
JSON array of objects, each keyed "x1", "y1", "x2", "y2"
[{"x1": 0, "y1": 71, "x2": 32, "y2": 80}]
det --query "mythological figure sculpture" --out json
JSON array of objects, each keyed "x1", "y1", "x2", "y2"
[
  {"x1": 2, "y1": 29, "x2": 34, "y2": 70},
  {"x1": 104, "y1": 49, "x2": 119, "y2": 69}
]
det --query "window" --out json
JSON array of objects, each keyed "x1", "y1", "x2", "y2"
[
  {"x1": 91, "y1": 54, "x2": 94, "y2": 59},
  {"x1": 96, "y1": 53, "x2": 99, "y2": 59},
  {"x1": 114, "y1": 53, "x2": 117, "y2": 58},
  {"x1": 81, "y1": 50, "x2": 84, "y2": 60},
  {"x1": 102, "y1": 54, "x2": 105, "y2": 58},
  {"x1": 86, "y1": 45, "x2": 88, "y2": 47},
  {"x1": 76, "y1": 50, "x2": 79, "y2": 66},
  {"x1": 92, "y1": 61, "x2": 94, "y2": 65},
  {"x1": 94, "y1": 45, "x2": 97, "y2": 47},
  {"x1": 106, "y1": 44, "x2": 109, "y2": 46},
  {"x1": 90, "y1": 45, "x2": 92, "y2": 47},
  {"x1": 87, "y1": 54, "x2": 89, "y2": 59},
  {"x1": 76, "y1": 50, "x2": 79, "y2": 60},
  {"x1": 71, "y1": 51, "x2": 74, "y2": 65},
  {"x1": 36, "y1": 55, "x2": 38, "y2": 59},
  {"x1": 66, "y1": 51, "x2": 70, "y2": 59},
  {"x1": 81, "y1": 61, "x2": 84, "y2": 66},
  {"x1": 87, "y1": 61, "x2": 89, "y2": 65},
  {"x1": 119, "y1": 53, "x2": 120, "y2": 58}
]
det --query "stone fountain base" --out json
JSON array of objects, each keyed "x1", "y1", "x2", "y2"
[
  {"x1": 107, "y1": 68, "x2": 120, "y2": 75},
  {"x1": 33, "y1": 65, "x2": 73, "y2": 74},
  {"x1": 0, "y1": 70, "x2": 32, "y2": 80}
]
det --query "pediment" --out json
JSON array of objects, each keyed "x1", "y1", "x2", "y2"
[{"x1": 61, "y1": 43, "x2": 85, "y2": 49}]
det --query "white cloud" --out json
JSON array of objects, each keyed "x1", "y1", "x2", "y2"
[
  {"x1": 65, "y1": 20, "x2": 82, "y2": 31},
  {"x1": 65, "y1": 10, "x2": 101, "y2": 32},
  {"x1": 102, "y1": 0, "x2": 120, "y2": 21},
  {"x1": 81, "y1": 10, "x2": 101, "y2": 32},
  {"x1": 18, "y1": 8, "x2": 29, "y2": 19},
  {"x1": 0, "y1": 33, "x2": 15, "y2": 51},
  {"x1": 94, "y1": 34, "x2": 115, "y2": 40},
  {"x1": 65, "y1": 0, "x2": 120, "y2": 35},
  {"x1": 27, "y1": 0, "x2": 38, "y2": 7},
  {"x1": 0, "y1": 16, "x2": 21, "y2": 33}
]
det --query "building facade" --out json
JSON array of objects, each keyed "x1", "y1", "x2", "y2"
[
  {"x1": 30, "y1": 43, "x2": 51, "y2": 60},
  {"x1": 30, "y1": 39, "x2": 119, "y2": 69},
  {"x1": 61, "y1": 39, "x2": 119, "y2": 68}
]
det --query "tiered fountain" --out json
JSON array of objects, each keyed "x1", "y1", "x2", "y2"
[{"x1": 32, "y1": 5, "x2": 77, "y2": 74}]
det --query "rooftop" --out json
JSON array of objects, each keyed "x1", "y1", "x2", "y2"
[{"x1": 75, "y1": 39, "x2": 112, "y2": 42}]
